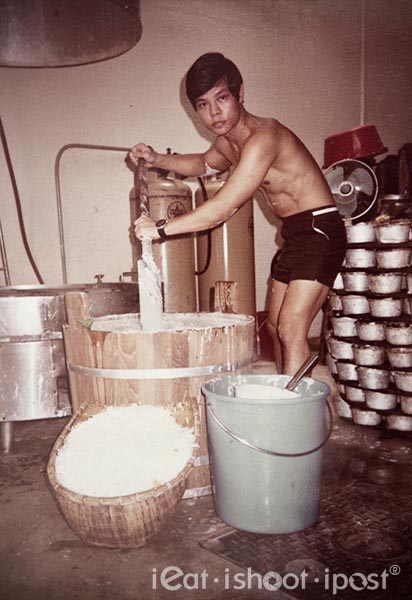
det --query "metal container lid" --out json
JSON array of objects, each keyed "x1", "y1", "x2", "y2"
[
  {"x1": 0, "y1": 0, "x2": 142, "y2": 68},
  {"x1": 381, "y1": 194, "x2": 412, "y2": 202}
]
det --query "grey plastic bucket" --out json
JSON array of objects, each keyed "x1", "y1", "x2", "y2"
[{"x1": 202, "y1": 374, "x2": 331, "y2": 534}]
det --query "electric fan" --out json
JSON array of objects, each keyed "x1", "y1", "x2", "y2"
[{"x1": 324, "y1": 158, "x2": 378, "y2": 222}]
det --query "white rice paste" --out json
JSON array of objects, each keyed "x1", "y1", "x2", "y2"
[
  {"x1": 234, "y1": 383, "x2": 300, "y2": 399},
  {"x1": 55, "y1": 405, "x2": 195, "y2": 497},
  {"x1": 91, "y1": 312, "x2": 252, "y2": 332}
]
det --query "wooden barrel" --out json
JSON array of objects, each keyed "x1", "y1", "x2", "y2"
[{"x1": 63, "y1": 292, "x2": 255, "y2": 498}]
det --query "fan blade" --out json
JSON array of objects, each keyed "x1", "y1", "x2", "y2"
[
  {"x1": 348, "y1": 166, "x2": 375, "y2": 196},
  {"x1": 326, "y1": 166, "x2": 346, "y2": 194}
]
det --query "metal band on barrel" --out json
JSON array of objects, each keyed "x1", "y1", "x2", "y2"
[
  {"x1": 67, "y1": 360, "x2": 250, "y2": 380},
  {"x1": 193, "y1": 454, "x2": 210, "y2": 467}
]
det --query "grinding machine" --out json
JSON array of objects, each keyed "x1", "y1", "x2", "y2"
[{"x1": 130, "y1": 165, "x2": 256, "y2": 316}]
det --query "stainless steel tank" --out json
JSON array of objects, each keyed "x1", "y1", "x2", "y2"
[
  {"x1": 130, "y1": 169, "x2": 197, "y2": 312},
  {"x1": 195, "y1": 172, "x2": 256, "y2": 315},
  {"x1": 0, "y1": 283, "x2": 138, "y2": 450}
]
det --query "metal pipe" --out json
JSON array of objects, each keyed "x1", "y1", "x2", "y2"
[
  {"x1": 0, "y1": 215, "x2": 11, "y2": 285},
  {"x1": 0, "y1": 421, "x2": 13, "y2": 453},
  {"x1": 1, "y1": 113, "x2": 43, "y2": 283},
  {"x1": 54, "y1": 143, "x2": 131, "y2": 283},
  {"x1": 360, "y1": 0, "x2": 366, "y2": 125}
]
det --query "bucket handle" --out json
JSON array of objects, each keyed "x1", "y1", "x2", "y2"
[{"x1": 206, "y1": 399, "x2": 333, "y2": 458}]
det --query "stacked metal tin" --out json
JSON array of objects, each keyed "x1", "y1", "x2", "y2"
[{"x1": 326, "y1": 219, "x2": 412, "y2": 432}]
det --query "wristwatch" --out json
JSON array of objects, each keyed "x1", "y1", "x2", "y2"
[{"x1": 155, "y1": 219, "x2": 168, "y2": 239}]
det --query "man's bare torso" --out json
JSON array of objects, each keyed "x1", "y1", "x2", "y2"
[{"x1": 214, "y1": 116, "x2": 333, "y2": 219}]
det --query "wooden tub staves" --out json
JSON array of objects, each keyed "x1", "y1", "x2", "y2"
[
  {"x1": 62, "y1": 292, "x2": 255, "y2": 498},
  {"x1": 47, "y1": 397, "x2": 200, "y2": 548}
]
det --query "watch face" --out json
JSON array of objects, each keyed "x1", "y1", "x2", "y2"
[{"x1": 156, "y1": 219, "x2": 167, "y2": 228}]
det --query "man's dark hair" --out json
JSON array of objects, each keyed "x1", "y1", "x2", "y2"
[{"x1": 185, "y1": 52, "x2": 243, "y2": 109}]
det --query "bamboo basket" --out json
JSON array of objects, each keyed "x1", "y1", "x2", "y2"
[{"x1": 47, "y1": 396, "x2": 200, "y2": 548}]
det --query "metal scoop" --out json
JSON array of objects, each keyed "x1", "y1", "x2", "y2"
[
  {"x1": 285, "y1": 354, "x2": 319, "y2": 391},
  {"x1": 136, "y1": 158, "x2": 163, "y2": 331}
]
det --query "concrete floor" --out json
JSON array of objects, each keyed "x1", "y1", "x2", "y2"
[{"x1": 1, "y1": 361, "x2": 412, "y2": 600}]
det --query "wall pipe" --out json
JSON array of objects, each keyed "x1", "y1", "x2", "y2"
[
  {"x1": 360, "y1": 0, "x2": 366, "y2": 126},
  {"x1": 1, "y1": 114, "x2": 43, "y2": 284},
  {"x1": 0, "y1": 216, "x2": 11, "y2": 286},
  {"x1": 54, "y1": 143, "x2": 131, "y2": 283}
]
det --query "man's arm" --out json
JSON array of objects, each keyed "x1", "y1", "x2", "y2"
[
  {"x1": 128, "y1": 142, "x2": 231, "y2": 177},
  {"x1": 135, "y1": 131, "x2": 278, "y2": 239}
]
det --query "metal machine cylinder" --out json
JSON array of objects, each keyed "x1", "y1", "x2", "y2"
[
  {"x1": 130, "y1": 169, "x2": 197, "y2": 313},
  {"x1": 0, "y1": 282, "x2": 139, "y2": 451},
  {"x1": 195, "y1": 172, "x2": 256, "y2": 315}
]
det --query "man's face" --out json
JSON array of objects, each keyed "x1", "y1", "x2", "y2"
[{"x1": 194, "y1": 79, "x2": 243, "y2": 136}]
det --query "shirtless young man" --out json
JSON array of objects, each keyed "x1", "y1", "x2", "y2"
[{"x1": 129, "y1": 52, "x2": 347, "y2": 375}]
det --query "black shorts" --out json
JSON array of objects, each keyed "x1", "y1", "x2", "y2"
[{"x1": 271, "y1": 205, "x2": 347, "y2": 288}]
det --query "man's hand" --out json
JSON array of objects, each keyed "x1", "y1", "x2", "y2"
[
  {"x1": 128, "y1": 143, "x2": 156, "y2": 167},
  {"x1": 134, "y1": 214, "x2": 159, "y2": 241}
]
